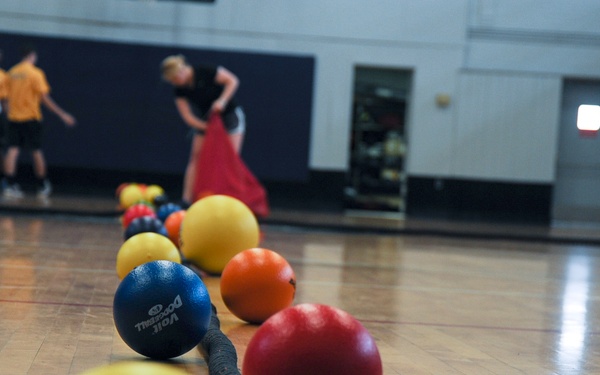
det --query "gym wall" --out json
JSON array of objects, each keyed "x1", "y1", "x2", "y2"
[{"x1": 0, "y1": 32, "x2": 314, "y2": 182}]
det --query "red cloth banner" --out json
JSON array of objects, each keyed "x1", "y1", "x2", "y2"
[{"x1": 193, "y1": 113, "x2": 270, "y2": 217}]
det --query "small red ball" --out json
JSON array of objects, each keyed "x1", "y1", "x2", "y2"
[
  {"x1": 122, "y1": 204, "x2": 156, "y2": 229},
  {"x1": 242, "y1": 304, "x2": 382, "y2": 375}
]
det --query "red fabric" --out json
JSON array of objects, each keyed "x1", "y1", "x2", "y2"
[{"x1": 193, "y1": 113, "x2": 270, "y2": 217}]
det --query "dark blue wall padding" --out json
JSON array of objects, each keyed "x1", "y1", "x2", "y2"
[{"x1": 0, "y1": 32, "x2": 314, "y2": 182}]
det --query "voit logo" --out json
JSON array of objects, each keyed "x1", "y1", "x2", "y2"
[
  {"x1": 134, "y1": 295, "x2": 183, "y2": 334},
  {"x1": 148, "y1": 304, "x2": 163, "y2": 316}
]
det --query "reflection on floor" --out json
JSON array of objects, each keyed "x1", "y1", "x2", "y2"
[{"x1": 1, "y1": 191, "x2": 600, "y2": 246}]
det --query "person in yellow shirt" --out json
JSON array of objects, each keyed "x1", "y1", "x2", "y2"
[{"x1": 3, "y1": 45, "x2": 76, "y2": 199}]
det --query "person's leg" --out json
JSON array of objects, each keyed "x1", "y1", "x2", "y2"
[
  {"x1": 3, "y1": 146, "x2": 22, "y2": 197},
  {"x1": 31, "y1": 149, "x2": 46, "y2": 180},
  {"x1": 4, "y1": 146, "x2": 19, "y2": 180},
  {"x1": 4, "y1": 121, "x2": 20, "y2": 183},
  {"x1": 2, "y1": 121, "x2": 24, "y2": 197},
  {"x1": 183, "y1": 134, "x2": 204, "y2": 203},
  {"x1": 31, "y1": 149, "x2": 51, "y2": 197},
  {"x1": 228, "y1": 132, "x2": 245, "y2": 154},
  {"x1": 224, "y1": 106, "x2": 246, "y2": 154},
  {"x1": 4, "y1": 146, "x2": 19, "y2": 178},
  {"x1": 27, "y1": 121, "x2": 51, "y2": 197}
]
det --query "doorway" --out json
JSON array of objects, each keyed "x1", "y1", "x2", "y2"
[
  {"x1": 553, "y1": 79, "x2": 600, "y2": 223},
  {"x1": 344, "y1": 66, "x2": 412, "y2": 215}
]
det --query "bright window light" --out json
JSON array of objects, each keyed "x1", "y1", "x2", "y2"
[{"x1": 577, "y1": 104, "x2": 600, "y2": 131}]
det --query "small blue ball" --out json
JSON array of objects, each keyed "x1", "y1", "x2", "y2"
[
  {"x1": 113, "y1": 260, "x2": 211, "y2": 359},
  {"x1": 157, "y1": 203, "x2": 183, "y2": 222}
]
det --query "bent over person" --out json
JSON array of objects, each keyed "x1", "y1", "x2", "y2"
[{"x1": 161, "y1": 54, "x2": 245, "y2": 205}]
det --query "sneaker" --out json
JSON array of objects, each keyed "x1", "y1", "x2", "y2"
[
  {"x1": 4, "y1": 183, "x2": 24, "y2": 199},
  {"x1": 37, "y1": 180, "x2": 52, "y2": 199}
]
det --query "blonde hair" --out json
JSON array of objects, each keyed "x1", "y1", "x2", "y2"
[{"x1": 161, "y1": 54, "x2": 186, "y2": 80}]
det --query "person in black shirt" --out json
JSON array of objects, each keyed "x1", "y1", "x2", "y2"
[{"x1": 161, "y1": 55, "x2": 246, "y2": 203}]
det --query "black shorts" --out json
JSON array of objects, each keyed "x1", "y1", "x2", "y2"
[
  {"x1": 7, "y1": 120, "x2": 43, "y2": 150},
  {"x1": 0, "y1": 114, "x2": 7, "y2": 148},
  {"x1": 195, "y1": 107, "x2": 246, "y2": 136}
]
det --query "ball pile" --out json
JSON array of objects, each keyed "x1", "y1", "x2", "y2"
[
  {"x1": 112, "y1": 183, "x2": 216, "y2": 361},
  {"x1": 111, "y1": 184, "x2": 272, "y2": 362},
  {"x1": 117, "y1": 183, "x2": 164, "y2": 210},
  {"x1": 109, "y1": 182, "x2": 382, "y2": 374},
  {"x1": 116, "y1": 183, "x2": 261, "y2": 275}
]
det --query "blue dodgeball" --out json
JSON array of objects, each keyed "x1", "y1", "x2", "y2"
[{"x1": 113, "y1": 260, "x2": 211, "y2": 359}]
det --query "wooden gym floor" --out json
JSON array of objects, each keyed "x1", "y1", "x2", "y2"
[{"x1": 1, "y1": 193, "x2": 600, "y2": 374}]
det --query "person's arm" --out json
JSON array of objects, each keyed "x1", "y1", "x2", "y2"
[
  {"x1": 175, "y1": 97, "x2": 208, "y2": 131},
  {"x1": 0, "y1": 99, "x2": 8, "y2": 116},
  {"x1": 211, "y1": 66, "x2": 239, "y2": 113},
  {"x1": 41, "y1": 93, "x2": 76, "y2": 126}
]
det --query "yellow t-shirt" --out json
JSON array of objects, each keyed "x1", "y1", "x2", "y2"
[{"x1": 7, "y1": 61, "x2": 50, "y2": 122}]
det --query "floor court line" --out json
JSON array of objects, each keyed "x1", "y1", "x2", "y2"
[
  {"x1": 3, "y1": 298, "x2": 596, "y2": 337},
  {"x1": 362, "y1": 319, "x2": 599, "y2": 335},
  {"x1": 0, "y1": 299, "x2": 113, "y2": 309},
  {"x1": 0, "y1": 264, "x2": 115, "y2": 274}
]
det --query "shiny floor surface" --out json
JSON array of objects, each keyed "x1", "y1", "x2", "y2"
[{"x1": 1, "y1": 202, "x2": 600, "y2": 374}]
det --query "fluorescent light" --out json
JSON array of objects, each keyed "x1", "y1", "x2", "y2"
[{"x1": 577, "y1": 105, "x2": 600, "y2": 131}]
